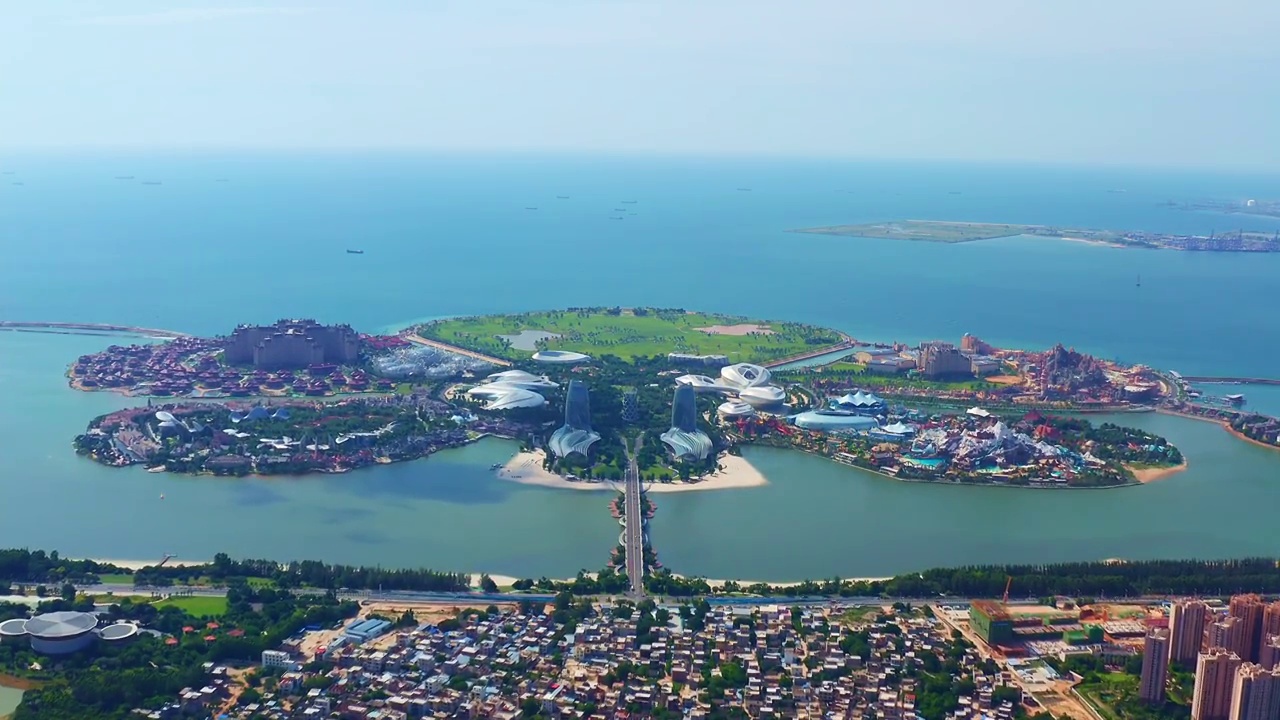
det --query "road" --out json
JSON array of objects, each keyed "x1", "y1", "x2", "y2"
[{"x1": 622, "y1": 435, "x2": 646, "y2": 597}]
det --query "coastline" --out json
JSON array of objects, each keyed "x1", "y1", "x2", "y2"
[
  {"x1": 1156, "y1": 408, "x2": 1280, "y2": 453},
  {"x1": 1124, "y1": 459, "x2": 1189, "y2": 483},
  {"x1": 496, "y1": 450, "x2": 768, "y2": 493}
]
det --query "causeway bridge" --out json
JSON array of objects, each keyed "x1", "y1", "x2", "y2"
[
  {"x1": 621, "y1": 436, "x2": 648, "y2": 597},
  {"x1": 0, "y1": 321, "x2": 189, "y2": 339}
]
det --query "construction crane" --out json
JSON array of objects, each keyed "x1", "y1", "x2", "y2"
[{"x1": 1002, "y1": 576, "x2": 1013, "y2": 605}]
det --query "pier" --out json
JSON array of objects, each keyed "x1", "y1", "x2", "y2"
[
  {"x1": 762, "y1": 333, "x2": 857, "y2": 368},
  {"x1": 0, "y1": 321, "x2": 189, "y2": 339}
]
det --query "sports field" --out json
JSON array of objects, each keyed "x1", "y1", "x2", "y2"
[
  {"x1": 153, "y1": 595, "x2": 229, "y2": 617},
  {"x1": 415, "y1": 307, "x2": 844, "y2": 363}
]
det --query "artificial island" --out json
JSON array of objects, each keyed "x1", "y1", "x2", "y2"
[
  {"x1": 69, "y1": 309, "x2": 1201, "y2": 490},
  {"x1": 793, "y1": 220, "x2": 1280, "y2": 252}
]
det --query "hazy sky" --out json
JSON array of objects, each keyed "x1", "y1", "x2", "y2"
[{"x1": 3, "y1": 0, "x2": 1278, "y2": 167}]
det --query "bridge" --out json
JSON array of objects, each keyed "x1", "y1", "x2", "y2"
[{"x1": 622, "y1": 436, "x2": 647, "y2": 597}]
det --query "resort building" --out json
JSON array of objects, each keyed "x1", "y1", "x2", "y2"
[
  {"x1": 225, "y1": 319, "x2": 360, "y2": 370},
  {"x1": 1140, "y1": 628, "x2": 1171, "y2": 704},
  {"x1": 970, "y1": 356, "x2": 1004, "y2": 376},
  {"x1": 548, "y1": 380, "x2": 601, "y2": 458},
  {"x1": 919, "y1": 341, "x2": 973, "y2": 378},
  {"x1": 792, "y1": 410, "x2": 878, "y2": 432},
  {"x1": 1230, "y1": 663, "x2": 1280, "y2": 720},
  {"x1": 1171, "y1": 600, "x2": 1211, "y2": 666},
  {"x1": 1193, "y1": 648, "x2": 1243, "y2": 720},
  {"x1": 661, "y1": 385, "x2": 712, "y2": 460}
]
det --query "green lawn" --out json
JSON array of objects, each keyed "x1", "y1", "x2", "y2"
[
  {"x1": 153, "y1": 595, "x2": 229, "y2": 617},
  {"x1": 96, "y1": 573, "x2": 133, "y2": 585},
  {"x1": 416, "y1": 308, "x2": 843, "y2": 363}
]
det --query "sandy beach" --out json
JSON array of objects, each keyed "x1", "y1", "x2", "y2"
[
  {"x1": 496, "y1": 450, "x2": 768, "y2": 493},
  {"x1": 1125, "y1": 460, "x2": 1189, "y2": 483},
  {"x1": 88, "y1": 557, "x2": 208, "y2": 570}
]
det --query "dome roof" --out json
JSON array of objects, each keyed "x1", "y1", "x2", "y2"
[
  {"x1": 24, "y1": 611, "x2": 97, "y2": 639},
  {"x1": 720, "y1": 363, "x2": 771, "y2": 389},
  {"x1": 739, "y1": 386, "x2": 786, "y2": 408},
  {"x1": 531, "y1": 350, "x2": 590, "y2": 364}
]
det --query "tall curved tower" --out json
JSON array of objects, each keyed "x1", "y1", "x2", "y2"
[
  {"x1": 548, "y1": 380, "x2": 601, "y2": 458},
  {"x1": 661, "y1": 384, "x2": 713, "y2": 460}
]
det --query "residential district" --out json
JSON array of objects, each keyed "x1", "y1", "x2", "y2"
[{"x1": 69, "y1": 592, "x2": 1280, "y2": 720}]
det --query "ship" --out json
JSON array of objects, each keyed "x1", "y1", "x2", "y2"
[
  {"x1": 114, "y1": 176, "x2": 135, "y2": 180},
  {"x1": 621, "y1": 200, "x2": 637, "y2": 204},
  {"x1": 142, "y1": 181, "x2": 162, "y2": 185},
  {"x1": 556, "y1": 196, "x2": 570, "y2": 199},
  {"x1": 525, "y1": 207, "x2": 538, "y2": 210},
  {"x1": 346, "y1": 249, "x2": 365, "y2": 255}
]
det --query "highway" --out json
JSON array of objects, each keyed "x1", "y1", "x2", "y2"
[{"x1": 623, "y1": 435, "x2": 646, "y2": 597}]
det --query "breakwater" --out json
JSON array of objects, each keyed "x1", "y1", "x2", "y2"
[
  {"x1": 0, "y1": 321, "x2": 189, "y2": 339},
  {"x1": 1182, "y1": 376, "x2": 1280, "y2": 386}
]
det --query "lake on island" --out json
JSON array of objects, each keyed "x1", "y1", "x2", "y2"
[{"x1": 2, "y1": 154, "x2": 1279, "y2": 580}]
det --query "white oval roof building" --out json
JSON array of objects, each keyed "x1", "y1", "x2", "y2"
[
  {"x1": 739, "y1": 386, "x2": 786, "y2": 408},
  {"x1": 720, "y1": 363, "x2": 771, "y2": 389},
  {"x1": 466, "y1": 383, "x2": 547, "y2": 410},
  {"x1": 717, "y1": 401, "x2": 756, "y2": 418},
  {"x1": 793, "y1": 410, "x2": 879, "y2": 432},
  {"x1": 98, "y1": 622, "x2": 139, "y2": 642},
  {"x1": 10, "y1": 611, "x2": 100, "y2": 654},
  {"x1": 484, "y1": 369, "x2": 559, "y2": 390},
  {"x1": 532, "y1": 350, "x2": 590, "y2": 364}
]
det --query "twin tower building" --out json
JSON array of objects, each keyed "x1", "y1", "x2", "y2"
[{"x1": 548, "y1": 381, "x2": 712, "y2": 461}]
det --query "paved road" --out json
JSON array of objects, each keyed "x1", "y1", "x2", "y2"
[{"x1": 623, "y1": 436, "x2": 646, "y2": 597}]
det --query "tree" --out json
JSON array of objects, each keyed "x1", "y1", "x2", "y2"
[
  {"x1": 59, "y1": 583, "x2": 76, "y2": 603},
  {"x1": 479, "y1": 574, "x2": 499, "y2": 593}
]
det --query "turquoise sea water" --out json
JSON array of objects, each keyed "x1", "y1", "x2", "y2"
[{"x1": 2, "y1": 153, "x2": 1279, "y2": 579}]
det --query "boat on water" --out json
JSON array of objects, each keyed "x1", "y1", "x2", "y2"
[
  {"x1": 346, "y1": 249, "x2": 365, "y2": 255},
  {"x1": 142, "y1": 181, "x2": 162, "y2": 185},
  {"x1": 736, "y1": 187, "x2": 752, "y2": 191},
  {"x1": 556, "y1": 196, "x2": 570, "y2": 199},
  {"x1": 525, "y1": 207, "x2": 538, "y2": 210},
  {"x1": 115, "y1": 176, "x2": 135, "y2": 180},
  {"x1": 621, "y1": 200, "x2": 637, "y2": 204},
  {"x1": 1226, "y1": 394, "x2": 1246, "y2": 405}
]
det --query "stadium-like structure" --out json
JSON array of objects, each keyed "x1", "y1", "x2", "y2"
[
  {"x1": 0, "y1": 611, "x2": 126, "y2": 655},
  {"x1": 548, "y1": 380, "x2": 601, "y2": 458},
  {"x1": 532, "y1": 350, "x2": 591, "y2": 364},
  {"x1": 661, "y1": 385, "x2": 713, "y2": 460}
]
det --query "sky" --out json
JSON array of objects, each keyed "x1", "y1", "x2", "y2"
[{"x1": 2, "y1": 0, "x2": 1278, "y2": 168}]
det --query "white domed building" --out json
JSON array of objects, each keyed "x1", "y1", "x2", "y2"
[
  {"x1": 2, "y1": 611, "x2": 100, "y2": 655},
  {"x1": 720, "y1": 363, "x2": 771, "y2": 389}
]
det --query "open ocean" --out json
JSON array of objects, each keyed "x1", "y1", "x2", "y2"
[{"x1": 1, "y1": 152, "x2": 1279, "y2": 579}]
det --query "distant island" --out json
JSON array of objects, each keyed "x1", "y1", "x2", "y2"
[
  {"x1": 1166, "y1": 197, "x2": 1280, "y2": 219},
  {"x1": 793, "y1": 219, "x2": 1280, "y2": 252}
]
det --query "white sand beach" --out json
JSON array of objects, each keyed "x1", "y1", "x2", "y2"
[{"x1": 496, "y1": 450, "x2": 768, "y2": 493}]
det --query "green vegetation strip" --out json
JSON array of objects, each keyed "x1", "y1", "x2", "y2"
[{"x1": 416, "y1": 307, "x2": 844, "y2": 363}]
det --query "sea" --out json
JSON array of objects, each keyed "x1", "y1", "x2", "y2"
[{"x1": 2, "y1": 151, "x2": 1279, "y2": 580}]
